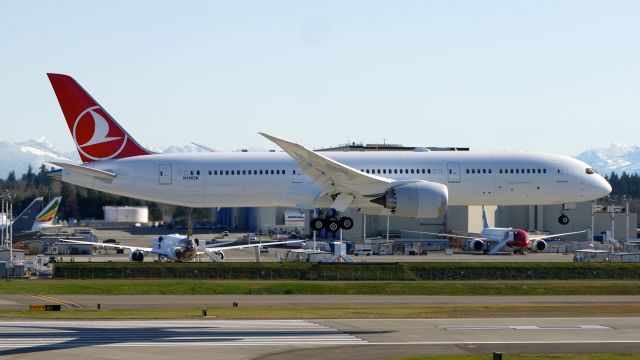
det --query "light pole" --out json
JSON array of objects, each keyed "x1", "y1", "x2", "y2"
[
  {"x1": 625, "y1": 196, "x2": 629, "y2": 242},
  {"x1": 1, "y1": 192, "x2": 15, "y2": 265}
]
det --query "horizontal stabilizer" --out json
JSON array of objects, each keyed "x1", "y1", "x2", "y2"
[{"x1": 49, "y1": 162, "x2": 117, "y2": 179}]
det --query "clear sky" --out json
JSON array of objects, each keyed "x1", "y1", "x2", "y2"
[{"x1": 1, "y1": 1, "x2": 639, "y2": 156}]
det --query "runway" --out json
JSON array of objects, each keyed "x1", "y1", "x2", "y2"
[
  {"x1": 0, "y1": 318, "x2": 638, "y2": 359},
  {"x1": 3, "y1": 294, "x2": 640, "y2": 310}
]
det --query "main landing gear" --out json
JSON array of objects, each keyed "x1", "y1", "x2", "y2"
[{"x1": 310, "y1": 216, "x2": 354, "y2": 233}]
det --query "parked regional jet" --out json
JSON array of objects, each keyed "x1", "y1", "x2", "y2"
[
  {"x1": 46, "y1": 74, "x2": 612, "y2": 233},
  {"x1": 60, "y1": 235, "x2": 301, "y2": 262},
  {"x1": 404, "y1": 206, "x2": 587, "y2": 254}
]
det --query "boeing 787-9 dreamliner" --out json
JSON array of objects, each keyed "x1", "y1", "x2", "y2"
[{"x1": 46, "y1": 74, "x2": 611, "y2": 233}]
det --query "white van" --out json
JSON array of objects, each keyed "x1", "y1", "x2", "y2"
[{"x1": 354, "y1": 248, "x2": 373, "y2": 256}]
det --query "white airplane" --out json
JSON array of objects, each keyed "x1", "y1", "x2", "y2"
[
  {"x1": 46, "y1": 73, "x2": 611, "y2": 233},
  {"x1": 60, "y1": 235, "x2": 301, "y2": 262},
  {"x1": 404, "y1": 206, "x2": 587, "y2": 254}
]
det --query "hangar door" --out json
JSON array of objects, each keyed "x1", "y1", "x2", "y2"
[
  {"x1": 447, "y1": 162, "x2": 461, "y2": 183},
  {"x1": 158, "y1": 164, "x2": 172, "y2": 185}
]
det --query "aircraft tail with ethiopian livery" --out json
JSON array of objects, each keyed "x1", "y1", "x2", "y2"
[{"x1": 32, "y1": 197, "x2": 63, "y2": 231}]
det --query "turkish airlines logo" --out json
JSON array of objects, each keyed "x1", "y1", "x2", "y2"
[{"x1": 72, "y1": 106, "x2": 128, "y2": 161}]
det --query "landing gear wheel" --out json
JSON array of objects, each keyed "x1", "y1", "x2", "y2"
[
  {"x1": 325, "y1": 218, "x2": 339, "y2": 233},
  {"x1": 311, "y1": 218, "x2": 324, "y2": 231},
  {"x1": 339, "y1": 217, "x2": 354, "y2": 230},
  {"x1": 558, "y1": 215, "x2": 570, "y2": 225}
]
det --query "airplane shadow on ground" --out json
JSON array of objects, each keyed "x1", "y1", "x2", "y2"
[{"x1": 0, "y1": 323, "x2": 391, "y2": 356}]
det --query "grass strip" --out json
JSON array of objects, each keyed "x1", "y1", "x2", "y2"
[
  {"x1": 2, "y1": 280, "x2": 640, "y2": 296},
  {"x1": 3, "y1": 303, "x2": 640, "y2": 319}
]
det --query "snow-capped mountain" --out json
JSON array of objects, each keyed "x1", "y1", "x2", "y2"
[
  {"x1": 575, "y1": 143, "x2": 640, "y2": 175},
  {"x1": 0, "y1": 137, "x2": 74, "y2": 177}
]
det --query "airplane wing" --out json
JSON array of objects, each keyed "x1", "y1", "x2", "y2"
[
  {"x1": 58, "y1": 239, "x2": 152, "y2": 252},
  {"x1": 191, "y1": 142, "x2": 219, "y2": 152},
  {"x1": 202, "y1": 240, "x2": 304, "y2": 254},
  {"x1": 530, "y1": 230, "x2": 588, "y2": 241},
  {"x1": 401, "y1": 229, "x2": 488, "y2": 241},
  {"x1": 260, "y1": 133, "x2": 392, "y2": 204},
  {"x1": 49, "y1": 162, "x2": 117, "y2": 180}
]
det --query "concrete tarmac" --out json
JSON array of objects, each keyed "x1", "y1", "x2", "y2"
[
  {"x1": 2, "y1": 294, "x2": 640, "y2": 310},
  {"x1": 0, "y1": 318, "x2": 638, "y2": 359}
]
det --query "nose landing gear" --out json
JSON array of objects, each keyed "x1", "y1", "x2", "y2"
[
  {"x1": 558, "y1": 204, "x2": 571, "y2": 225},
  {"x1": 558, "y1": 214, "x2": 570, "y2": 225}
]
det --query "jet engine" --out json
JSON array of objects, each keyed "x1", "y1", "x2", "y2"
[
  {"x1": 470, "y1": 239, "x2": 485, "y2": 252},
  {"x1": 130, "y1": 250, "x2": 144, "y2": 262},
  {"x1": 370, "y1": 180, "x2": 448, "y2": 218},
  {"x1": 531, "y1": 239, "x2": 547, "y2": 252}
]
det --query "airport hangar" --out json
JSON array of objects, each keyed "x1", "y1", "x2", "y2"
[{"x1": 193, "y1": 143, "x2": 636, "y2": 249}]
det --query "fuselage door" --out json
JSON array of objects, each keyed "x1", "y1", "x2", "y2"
[
  {"x1": 447, "y1": 162, "x2": 461, "y2": 183},
  {"x1": 158, "y1": 164, "x2": 172, "y2": 185}
]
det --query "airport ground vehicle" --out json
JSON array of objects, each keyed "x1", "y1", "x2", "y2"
[{"x1": 354, "y1": 248, "x2": 373, "y2": 256}]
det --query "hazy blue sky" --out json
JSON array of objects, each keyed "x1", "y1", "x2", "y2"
[{"x1": 1, "y1": 1, "x2": 638, "y2": 156}]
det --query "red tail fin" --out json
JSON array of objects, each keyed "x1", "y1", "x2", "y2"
[{"x1": 47, "y1": 73, "x2": 151, "y2": 163}]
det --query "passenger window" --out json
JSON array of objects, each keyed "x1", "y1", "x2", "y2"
[
  {"x1": 231, "y1": 170, "x2": 235, "y2": 175},
  {"x1": 516, "y1": 169, "x2": 519, "y2": 174},
  {"x1": 410, "y1": 169, "x2": 414, "y2": 174},
  {"x1": 242, "y1": 170, "x2": 246, "y2": 175},
  {"x1": 383, "y1": 169, "x2": 387, "y2": 174},
  {"x1": 254, "y1": 170, "x2": 257, "y2": 175},
  {"x1": 488, "y1": 169, "x2": 492, "y2": 174},
  {"x1": 543, "y1": 169, "x2": 547, "y2": 173},
  {"x1": 271, "y1": 170, "x2": 274, "y2": 175},
  {"x1": 482, "y1": 169, "x2": 486, "y2": 174},
  {"x1": 428, "y1": 169, "x2": 431, "y2": 174},
  {"x1": 422, "y1": 169, "x2": 425, "y2": 174}
]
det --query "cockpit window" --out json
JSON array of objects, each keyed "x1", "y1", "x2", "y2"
[{"x1": 585, "y1": 168, "x2": 597, "y2": 175}]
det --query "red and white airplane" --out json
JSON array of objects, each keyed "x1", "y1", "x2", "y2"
[
  {"x1": 404, "y1": 206, "x2": 587, "y2": 254},
  {"x1": 46, "y1": 74, "x2": 611, "y2": 233}
]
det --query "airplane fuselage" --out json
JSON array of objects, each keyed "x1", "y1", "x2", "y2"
[{"x1": 56, "y1": 150, "x2": 611, "y2": 216}]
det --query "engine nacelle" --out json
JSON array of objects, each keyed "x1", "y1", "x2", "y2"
[
  {"x1": 130, "y1": 250, "x2": 144, "y2": 262},
  {"x1": 370, "y1": 180, "x2": 448, "y2": 218},
  {"x1": 531, "y1": 239, "x2": 547, "y2": 252},
  {"x1": 470, "y1": 239, "x2": 485, "y2": 252}
]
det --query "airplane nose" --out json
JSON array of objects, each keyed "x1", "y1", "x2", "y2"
[{"x1": 598, "y1": 176, "x2": 612, "y2": 198}]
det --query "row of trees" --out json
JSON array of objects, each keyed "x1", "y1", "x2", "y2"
[
  {"x1": 2, "y1": 166, "x2": 639, "y2": 221},
  {"x1": 604, "y1": 172, "x2": 640, "y2": 199}
]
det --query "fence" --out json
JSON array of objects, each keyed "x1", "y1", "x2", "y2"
[{"x1": 53, "y1": 262, "x2": 640, "y2": 281}]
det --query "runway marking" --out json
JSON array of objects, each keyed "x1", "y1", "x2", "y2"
[
  {"x1": 0, "y1": 320, "x2": 367, "y2": 349},
  {"x1": 30, "y1": 295, "x2": 86, "y2": 309},
  {"x1": 439, "y1": 325, "x2": 611, "y2": 330}
]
